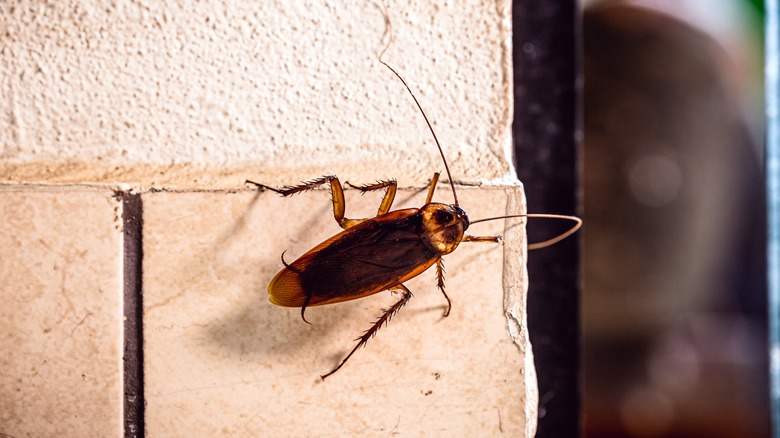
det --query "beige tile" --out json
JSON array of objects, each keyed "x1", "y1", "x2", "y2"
[
  {"x1": 0, "y1": 190, "x2": 124, "y2": 437},
  {"x1": 143, "y1": 185, "x2": 535, "y2": 436}
]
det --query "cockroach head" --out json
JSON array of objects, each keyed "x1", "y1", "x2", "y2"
[{"x1": 420, "y1": 204, "x2": 469, "y2": 255}]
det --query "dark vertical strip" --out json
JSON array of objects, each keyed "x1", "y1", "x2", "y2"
[
  {"x1": 122, "y1": 193, "x2": 144, "y2": 438},
  {"x1": 513, "y1": 1, "x2": 582, "y2": 436}
]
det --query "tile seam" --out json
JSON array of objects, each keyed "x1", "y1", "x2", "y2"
[{"x1": 121, "y1": 192, "x2": 144, "y2": 438}]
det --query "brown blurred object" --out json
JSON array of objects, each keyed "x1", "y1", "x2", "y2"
[{"x1": 583, "y1": 2, "x2": 768, "y2": 437}]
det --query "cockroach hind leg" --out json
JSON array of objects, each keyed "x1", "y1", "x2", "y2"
[
  {"x1": 300, "y1": 307, "x2": 312, "y2": 325},
  {"x1": 320, "y1": 285, "x2": 413, "y2": 380},
  {"x1": 300, "y1": 293, "x2": 313, "y2": 325}
]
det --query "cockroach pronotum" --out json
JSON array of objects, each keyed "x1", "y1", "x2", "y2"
[{"x1": 246, "y1": 9, "x2": 581, "y2": 380}]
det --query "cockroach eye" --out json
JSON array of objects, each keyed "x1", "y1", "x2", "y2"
[
  {"x1": 434, "y1": 210, "x2": 454, "y2": 225},
  {"x1": 454, "y1": 206, "x2": 469, "y2": 230}
]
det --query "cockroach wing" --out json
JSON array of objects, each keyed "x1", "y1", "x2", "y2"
[{"x1": 268, "y1": 209, "x2": 439, "y2": 307}]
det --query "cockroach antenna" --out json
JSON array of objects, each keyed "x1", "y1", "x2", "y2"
[
  {"x1": 373, "y1": 3, "x2": 581, "y2": 250},
  {"x1": 375, "y1": 2, "x2": 459, "y2": 207}
]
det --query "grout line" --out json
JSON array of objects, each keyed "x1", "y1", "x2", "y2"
[
  {"x1": 0, "y1": 181, "x2": 521, "y2": 193},
  {"x1": 121, "y1": 193, "x2": 144, "y2": 438}
]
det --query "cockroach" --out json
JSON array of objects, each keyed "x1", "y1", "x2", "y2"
[{"x1": 246, "y1": 12, "x2": 581, "y2": 380}]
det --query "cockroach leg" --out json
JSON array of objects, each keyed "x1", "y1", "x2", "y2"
[
  {"x1": 300, "y1": 292, "x2": 313, "y2": 325},
  {"x1": 320, "y1": 284, "x2": 413, "y2": 380},
  {"x1": 246, "y1": 176, "x2": 335, "y2": 197},
  {"x1": 436, "y1": 259, "x2": 452, "y2": 317},
  {"x1": 345, "y1": 179, "x2": 397, "y2": 216},
  {"x1": 247, "y1": 175, "x2": 347, "y2": 226},
  {"x1": 463, "y1": 235, "x2": 504, "y2": 244},
  {"x1": 244, "y1": 179, "x2": 285, "y2": 195},
  {"x1": 424, "y1": 172, "x2": 441, "y2": 205},
  {"x1": 248, "y1": 175, "x2": 381, "y2": 230}
]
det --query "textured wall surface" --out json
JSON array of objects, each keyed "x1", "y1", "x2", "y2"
[{"x1": 1, "y1": 0, "x2": 514, "y2": 189}]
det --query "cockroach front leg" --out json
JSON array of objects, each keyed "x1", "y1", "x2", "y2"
[
  {"x1": 463, "y1": 235, "x2": 504, "y2": 244},
  {"x1": 431, "y1": 236, "x2": 500, "y2": 319},
  {"x1": 436, "y1": 259, "x2": 452, "y2": 317},
  {"x1": 320, "y1": 284, "x2": 413, "y2": 380},
  {"x1": 424, "y1": 172, "x2": 441, "y2": 204}
]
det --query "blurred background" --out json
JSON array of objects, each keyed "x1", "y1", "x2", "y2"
[{"x1": 581, "y1": 0, "x2": 768, "y2": 436}]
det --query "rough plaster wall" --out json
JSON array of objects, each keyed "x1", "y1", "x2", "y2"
[{"x1": 0, "y1": 0, "x2": 514, "y2": 189}]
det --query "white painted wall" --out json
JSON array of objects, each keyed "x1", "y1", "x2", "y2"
[{"x1": 0, "y1": 0, "x2": 514, "y2": 189}]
